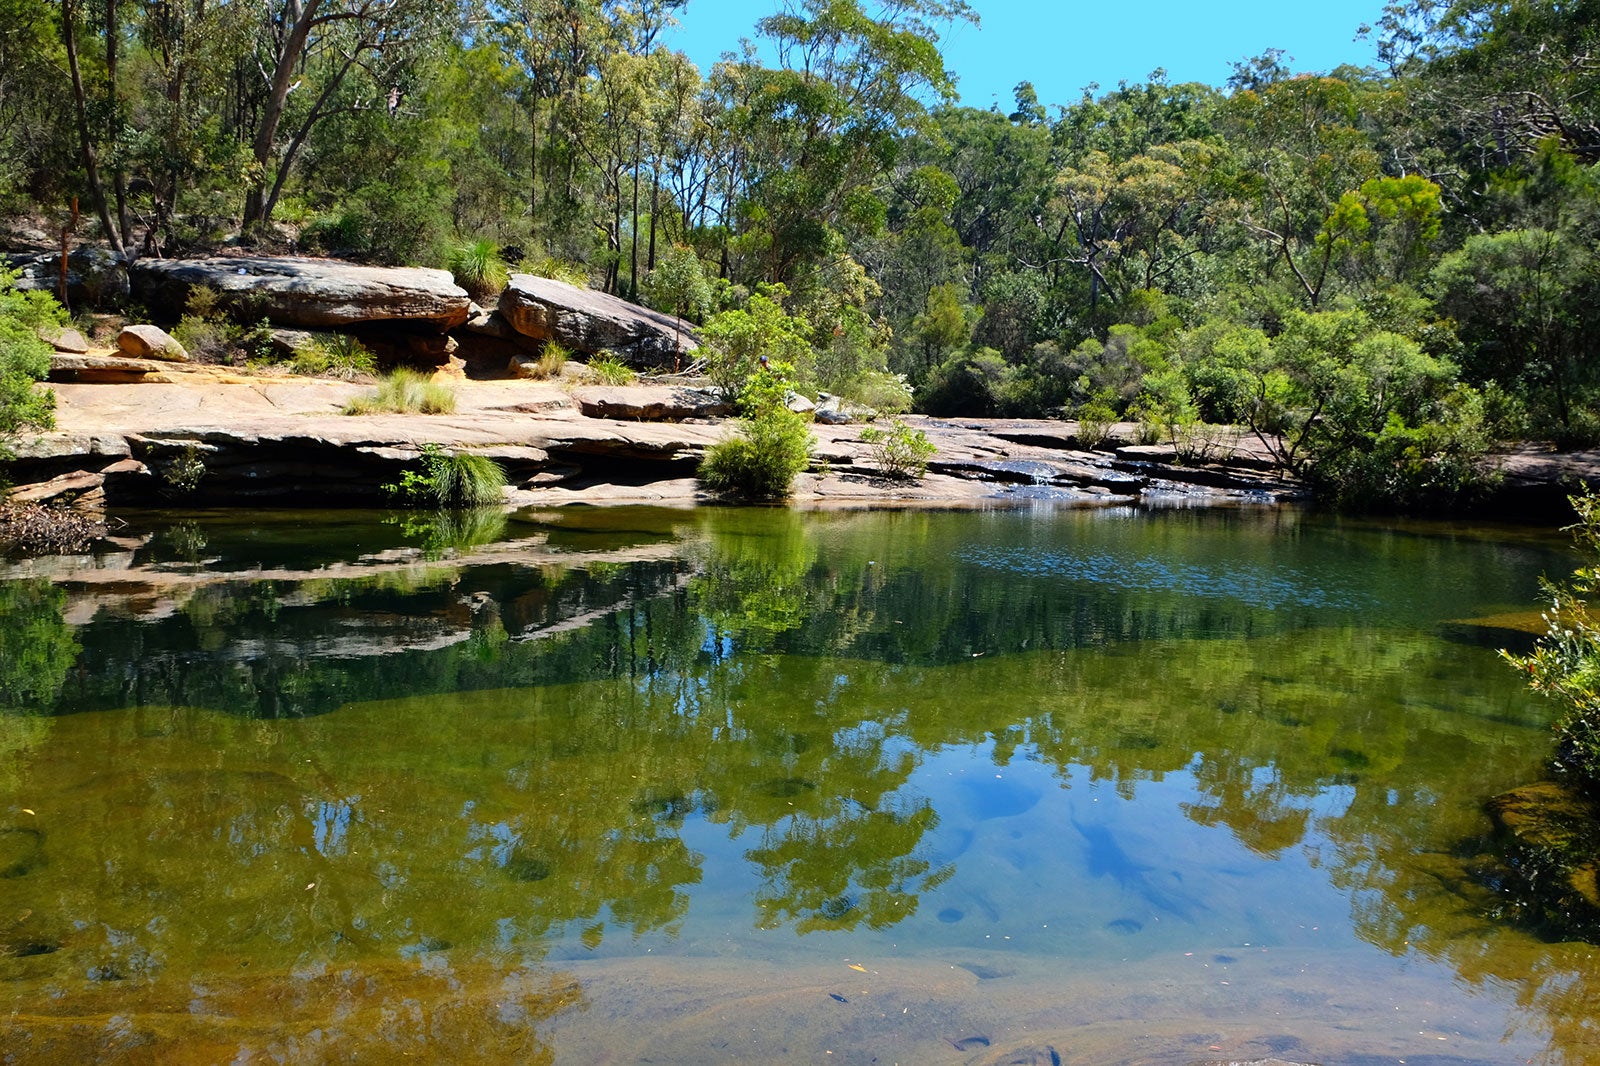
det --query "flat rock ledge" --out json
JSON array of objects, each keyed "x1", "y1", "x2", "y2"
[
  {"x1": 130, "y1": 255, "x2": 471, "y2": 332},
  {"x1": 5, "y1": 380, "x2": 1306, "y2": 515}
]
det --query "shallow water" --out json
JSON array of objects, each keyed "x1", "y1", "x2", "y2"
[{"x1": 1, "y1": 503, "x2": 1595, "y2": 1064}]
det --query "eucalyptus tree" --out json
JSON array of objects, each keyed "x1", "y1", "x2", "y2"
[
  {"x1": 730, "y1": 0, "x2": 976, "y2": 283},
  {"x1": 240, "y1": 0, "x2": 458, "y2": 230}
]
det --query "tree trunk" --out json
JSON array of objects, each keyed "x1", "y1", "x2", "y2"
[
  {"x1": 630, "y1": 129, "x2": 642, "y2": 300},
  {"x1": 648, "y1": 170, "x2": 660, "y2": 271},
  {"x1": 243, "y1": 0, "x2": 322, "y2": 229},
  {"x1": 61, "y1": 0, "x2": 125, "y2": 259}
]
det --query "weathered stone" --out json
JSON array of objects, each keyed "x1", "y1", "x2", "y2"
[
  {"x1": 497, "y1": 274, "x2": 701, "y2": 366},
  {"x1": 129, "y1": 256, "x2": 471, "y2": 332},
  {"x1": 39, "y1": 325, "x2": 90, "y2": 353},
  {"x1": 4, "y1": 247, "x2": 130, "y2": 306},
  {"x1": 785, "y1": 392, "x2": 815, "y2": 415},
  {"x1": 266, "y1": 329, "x2": 322, "y2": 360},
  {"x1": 572, "y1": 385, "x2": 731, "y2": 422},
  {"x1": 814, "y1": 394, "x2": 875, "y2": 425},
  {"x1": 462, "y1": 307, "x2": 522, "y2": 340},
  {"x1": 118, "y1": 325, "x2": 189, "y2": 363},
  {"x1": 50, "y1": 354, "x2": 162, "y2": 384}
]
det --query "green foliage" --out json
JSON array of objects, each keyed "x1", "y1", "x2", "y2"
[
  {"x1": 859, "y1": 418, "x2": 936, "y2": 479},
  {"x1": 643, "y1": 244, "x2": 712, "y2": 355},
  {"x1": 698, "y1": 406, "x2": 816, "y2": 500},
  {"x1": 344, "y1": 368, "x2": 457, "y2": 415},
  {"x1": 1074, "y1": 394, "x2": 1120, "y2": 450},
  {"x1": 587, "y1": 353, "x2": 636, "y2": 386},
  {"x1": 170, "y1": 285, "x2": 273, "y2": 364},
  {"x1": 701, "y1": 288, "x2": 816, "y2": 399},
  {"x1": 0, "y1": 269, "x2": 59, "y2": 459},
  {"x1": 1507, "y1": 493, "x2": 1600, "y2": 791},
  {"x1": 838, "y1": 370, "x2": 914, "y2": 415},
  {"x1": 522, "y1": 343, "x2": 570, "y2": 380},
  {"x1": 158, "y1": 443, "x2": 208, "y2": 498},
  {"x1": 289, "y1": 334, "x2": 378, "y2": 380},
  {"x1": 385, "y1": 443, "x2": 507, "y2": 508},
  {"x1": 445, "y1": 239, "x2": 511, "y2": 300}
]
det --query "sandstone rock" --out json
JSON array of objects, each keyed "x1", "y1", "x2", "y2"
[
  {"x1": 266, "y1": 329, "x2": 322, "y2": 360},
  {"x1": 50, "y1": 354, "x2": 163, "y2": 384},
  {"x1": 462, "y1": 307, "x2": 522, "y2": 340},
  {"x1": 39, "y1": 325, "x2": 90, "y2": 353},
  {"x1": 572, "y1": 385, "x2": 732, "y2": 422},
  {"x1": 4, "y1": 247, "x2": 129, "y2": 306},
  {"x1": 785, "y1": 392, "x2": 815, "y2": 415},
  {"x1": 815, "y1": 393, "x2": 876, "y2": 425},
  {"x1": 118, "y1": 325, "x2": 189, "y2": 362},
  {"x1": 498, "y1": 274, "x2": 700, "y2": 366},
  {"x1": 129, "y1": 256, "x2": 471, "y2": 332}
]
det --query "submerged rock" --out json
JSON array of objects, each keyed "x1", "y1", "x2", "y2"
[{"x1": 1483, "y1": 780, "x2": 1600, "y2": 934}]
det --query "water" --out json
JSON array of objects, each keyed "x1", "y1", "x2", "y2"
[{"x1": 0, "y1": 503, "x2": 1593, "y2": 1065}]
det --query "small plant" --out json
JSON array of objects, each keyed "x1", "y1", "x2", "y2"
[
  {"x1": 526, "y1": 342, "x2": 570, "y2": 380},
  {"x1": 1074, "y1": 396, "x2": 1118, "y2": 450},
  {"x1": 344, "y1": 368, "x2": 457, "y2": 415},
  {"x1": 588, "y1": 352, "x2": 636, "y2": 386},
  {"x1": 445, "y1": 238, "x2": 510, "y2": 300},
  {"x1": 384, "y1": 443, "x2": 507, "y2": 508},
  {"x1": 859, "y1": 417, "x2": 937, "y2": 480},
  {"x1": 290, "y1": 333, "x2": 377, "y2": 379},
  {"x1": 158, "y1": 443, "x2": 208, "y2": 497}
]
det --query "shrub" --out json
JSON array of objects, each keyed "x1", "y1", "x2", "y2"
[
  {"x1": 1508, "y1": 492, "x2": 1600, "y2": 792},
  {"x1": 290, "y1": 334, "x2": 377, "y2": 379},
  {"x1": 445, "y1": 239, "x2": 510, "y2": 300},
  {"x1": 588, "y1": 353, "x2": 636, "y2": 386},
  {"x1": 344, "y1": 368, "x2": 457, "y2": 415},
  {"x1": 1074, "y1": 395, "x2": 1118, "y2": 450},
  {"x1": 385, "y1": 443, "x2": 507, "y2": 508},
  {"x1": 0, "y1": 269, "x2": 60, "y2": 459},
  {"x1": 859, "y1": 418, "x2": 936, "y2": 479},
  {"x1": 838, "y1": 370, "x2": 913, "y2": 415},
  {"x1": 699, "y1": 407, "x2": 815, "y2": 500}
]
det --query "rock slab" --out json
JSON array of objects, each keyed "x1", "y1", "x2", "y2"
[
  {"x1": 498, "y1": 274, "x2": 700, "y2": 367},
  {"x1": 130, "y1": 256, "x2": 471, "y2": 333}
]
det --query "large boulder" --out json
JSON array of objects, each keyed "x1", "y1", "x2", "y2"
[
  {"x1": 497, "y1": 274, "x2": 700, "y2": 367},
  {"x1": 129, "y1": 256, "x2": 470, "y2": 333},
  {"x1": 118, "y1": 325, "x2": 189, "y2": 362}
]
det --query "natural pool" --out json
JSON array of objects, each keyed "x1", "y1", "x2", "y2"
[{"x1": 1, "y1": 502, "x2": 1594, "y2": 1064}]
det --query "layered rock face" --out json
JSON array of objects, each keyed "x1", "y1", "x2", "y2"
[
  {"x1": 497, "y1": 274, "x2": 700, "y2": 366},
  {"x1": 129, "y1": 256, "x2": 471, "y2": 332}
]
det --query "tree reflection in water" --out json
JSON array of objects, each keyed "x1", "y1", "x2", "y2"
[{"x1": 4, "y1": 505, "x2": 1600, "y2": 1063}]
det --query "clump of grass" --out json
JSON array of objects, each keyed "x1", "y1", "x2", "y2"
[
  {"x1": 522, "y1": 342, "x2": 570, "y2": 380},
  {"x1": 343, "y1": 368, "x2": 457, "y2": 415},
  {"x1": 290, "y1": 333, "x2": 377, "y2": 380},
  {"x1": 588, "y1": 352, "x2": 636, "y2": 386},
  {"x1": 385, "y1": 443, "x2": 507, "y2": 507},
  {"x1": 445, "y1": 238, "x2": 510, "y2": 300}
]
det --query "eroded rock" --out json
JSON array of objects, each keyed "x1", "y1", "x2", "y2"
[
  {"x1": 498, "y1": 274, "x2": 700, "y2": 366},
  {"x1": 130, "y1": 256, "x2": 471, "y2": 332},
  {"x1": 572, "y1": 385, "x2": 731, "y2": 422}
]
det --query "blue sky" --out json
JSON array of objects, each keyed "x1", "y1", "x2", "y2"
[{"x1": 662, "y1": 0, "x2": 1387, "y2": 109}]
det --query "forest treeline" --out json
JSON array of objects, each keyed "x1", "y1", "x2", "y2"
[{"x1": 2, "y1": 0, "x2": 1598, "y2": 508}]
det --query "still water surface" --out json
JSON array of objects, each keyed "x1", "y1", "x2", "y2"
[{"x1": 0, "y1": 503, "x2": 1593, "y2": 1064}]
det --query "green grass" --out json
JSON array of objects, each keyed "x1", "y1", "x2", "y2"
[
  {"x1": 343, "y1": 368, "x2": 457, "y2": 415},
  {"x1": 445, "y1": 239, "x2": 510, "y2": 300},
  {"x1": 588, "y1": 353, "x2": 636, "y2": 386},
  {"x1": 385, "y1": 443, "x2": 508, "y2": 508},
  {"x1": 290, "y1": 334, "x2": 377, "y2": 380}
]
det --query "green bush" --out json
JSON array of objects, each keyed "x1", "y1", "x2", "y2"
[
  {"x1": 859, "y1": 417, "x2": 936, "y2": 479},
  {"x1": 1508, "y1": 492, "x2": 1600, "y2": 792},
  {"x1": 699, "y1": 407, "x2": 815, "y2": 500},
  {"x1": 0, "y1": 269, "x2": 60, "y2": 459},
  {"x1": 344, "y1": 368, "x2": 457, "y2": 415},
  {"x1": 445, "y1": 239, "x2": 510, "y2": 300},
  {"x1": 1074, "y1": 395, "x2": 1119, "y2": 450},
  {"x1": 588, "y1": 353, "x2": 636, "y2": 386},
  {"x1": 385, "y1": 443, "x2": 507, "y2": 508}
]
